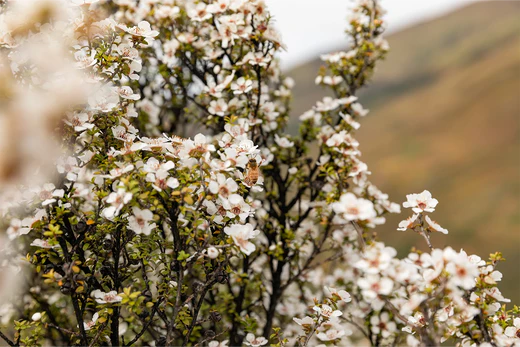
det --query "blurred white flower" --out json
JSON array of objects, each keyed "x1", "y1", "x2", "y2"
[
  {"x1": 425, "y1": 215, "x2": 448, "y2": 234},
  {"x1": 274, "y1": 134, "x2": 294, "y2": 148},
  {"x1": 397, "y1": 213, "x2": 419, "y2": 231},
  {"x1": 244, "y1": 333, "x2": 267, "y2": 346},
  {"x1": 332, "y1": 193, "x2": 377, "y2": 222}
]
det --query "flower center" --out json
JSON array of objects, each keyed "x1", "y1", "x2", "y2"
[
  {"x1": 104, "y1": 294, "x2": 116, "y2": 302},
  {"x1": 219, "y1": 186, "x2": 229, "y2": 197},
  {"x1": 346, "y1": 207, "x2": 359, "y2": 215}
]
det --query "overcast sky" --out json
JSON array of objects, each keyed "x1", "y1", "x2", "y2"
[{"x1": 264, "y1": 0, "x2": 477, "y2": 69}]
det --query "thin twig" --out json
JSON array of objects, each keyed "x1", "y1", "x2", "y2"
[{"x1": 0, "y1": 330, "x2": 15, "y2": 347}]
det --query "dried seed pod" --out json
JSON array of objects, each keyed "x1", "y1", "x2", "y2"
[
  {"x1": 76, "y1": 220, "x2": 86, "y2": 233},
  {"x1": 60, "y1": 281, "x2": 72, "y2": 295},
  {"x1": 209, "y1": 311, "x2": 222, "y2": 323},
  {"x1": 216, "y1": 271, "x2": 228, "y2": 284},
  {"x1": 103, "y1": 238, "x2": 114, "y2": 250},
  {"x1": 204, "y1": 330, "x2": 215, "y2": 339}
]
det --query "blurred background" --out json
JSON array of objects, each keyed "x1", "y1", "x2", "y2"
[{"x1": 265, "y1": 0, "x2": 520, "y2": 302}]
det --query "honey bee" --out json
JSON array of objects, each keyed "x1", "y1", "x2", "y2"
[{"x1": 243, "y1": 158, "x2": 262, "y2": 187}]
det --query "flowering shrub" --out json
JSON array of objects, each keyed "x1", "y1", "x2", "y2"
[{"x1": 0, "y1": 0, "x2": 518, "y2": 346}]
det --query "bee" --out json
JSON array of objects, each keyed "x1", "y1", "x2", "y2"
[{"x1": 243, "y1": 158, "x2": 262, "y2": 187}]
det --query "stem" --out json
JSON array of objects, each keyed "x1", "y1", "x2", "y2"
[
  {"x1": 0, "y1": 330, "x2": 15, "y2": 347},
  {"x1": 420, "y1": 230, "x2": 433, "y2": 250},
  {"x1": 71, "y1": 295, "x2": 89, "y2": 346},
  {"x1": 301, "y1": 316, "x2": 321, "y2": 347},
  {"x1": 263, "y1": 260, "x2": 284, "y2": 338},
  {"x1": 88, "y1": 321, "x2": 108, "y2": 347},
  {"x1": 351, "y1": 221, "x2": 366, "y2": 250},
  {"x1": 125, "y1": 299, "x2": 163, "y2": 347},
  {"x1": 417, "y1": 214, "x2": 433, "y2": 250},
  {"x1": 183, "y1": 278, "x2": 217, "y2": 346}
]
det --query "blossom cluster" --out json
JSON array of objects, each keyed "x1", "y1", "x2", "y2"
[{"x1": 0, "y1": 0, "x2": 517, "y2": 346}]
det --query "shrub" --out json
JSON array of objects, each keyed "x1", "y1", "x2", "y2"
[{"x1": 0, "y1": 0, "x2": 517, "y2": 346}]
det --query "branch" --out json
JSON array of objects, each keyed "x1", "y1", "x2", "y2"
[
  {"x1": 0, "y1": 330, "x2": 15, "y2": 347},
  {"x1": 125, "y1": 299, "x2": 163, "y2": 347}
]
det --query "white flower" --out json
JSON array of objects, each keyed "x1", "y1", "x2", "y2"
[
  {"x1": 231, "y1": 77, "x2": 253, "y2": 95},
  {"x1": 340, "y1": 112, "x2": 360, "y2": 129},
  {"x1": 222, "y1": 194, "x2": 251, "y2": 222},
  {"x1": 208, "y1": 340, "x2": 229, "y2": 347},
  {"x1": 88, "y1": 89, "x2": 119, "y2": 112},
  {"x1": 370, "y1": 312, "x2": 397, "y2": 338},
  {"x1": 274, "y1": 134, "x2": 294, "y2": 148},
  {"x1": 504, "y1": 317, "x2": 520, "y2": 339},
  {"x1": 403, "y1": 190, "x2": 438, "y2": 213},
  {"x1": 355, "y1": 242, "x2": 397, "y2": 274},
  {"x1": 421, "y1": 249, "x2": 445, "y2": 283},
  {"x1": 397, "y1": 214, "x2": 419, "y2": 231},
  {"x1": 445, "y1": 251, "x2": 479, "y2": 290},
  {"x1": 224, "y1": 223, "x2": 259, "y2": 256},
  {"x1": 65, "y1": 112, "x2": 95, "y2": 132},
  {"x1": 74, "y1": 49, "x2": 96, "y2": 69},
  {"x1": 30, "y1": 239, "x2": 56, "y2": 249},
  {"x1": 313, "y1": 304, "x2": 342, "y2": 319},
  {"x1": 208, "y1": 99, "x2": 228, "y2": 116},
  {"x1": 317, "y1": 75, "x2": 343, "y2": 86},
  {"x1": 103, "y1": 188, "x2": 132, "y2": 218},
  {"x1": 143, "y1": 158, "x2": 174, "y2": 173},
  {"x1": 331, "y1": 193, "x2": 377, "y2": 221},
  {"x1": 425, "y1": 215, "x2": 448, "y2": 234},
  {"x1": 351, "y1": 102, "x2": 369, "y2": 116},
  {"x1": 244, "y1": 333, "x2": 267, "y2": 346},
  {"x1": 57, "y1": 156, "x2": 80, "y2": 181},
  {"x1": 293, "y1": 316, "x2": 314, "y2": 327},
  {"x1": 324, "y1": 286, "x2": 351, "y2": 303},
  {"x1": 127, "y1": 207, "x2": 156, "y2": 235},
  {"x1": 315, "y1": 97, "x2": 339, "y2": 112},
  {"x1": 116, "y1": 86, "x2": 140, "y2": 100},
  {"x1": 118, "y1": 21, "x2": 159, "y2": 39},
  {"x1": 35, "y1": 183, "x2": 65, "y2": 206},
  {"x1": 358, "y1": 275, "x2": 393, "y2": 300},
  {"x1": 83, "y1": 312, "x2": 99, "y2": 331},
  {"x1": 209, "y1": 174, "x2": 238, "y2": 198},
  {"x1": 240, "y1": 51, "x2": 271, "y2": 66},
  {"x1": 6, "y1": 218, "x2": 32, "y2": 240},
  {"x1": 70, "y1": 0, "x2": 100, "y2": 5},
  {"x1": 31, "y1": 312, "x2": 42, "y2": 321},
  {"x1": 317, "y1": 328, "x2": 345, "y2": 341},
  {"x1": 207, "y1": 0, "x2": 230, "y2": 13},
  {"x1": 145, "y1": 166, "x2": 179, "y2": 192},
  {"x1": 325, "y1": 130, "x2": 358, "y2": 149},
  {"x1": 91, "y1": 290, "x2": 122, "y2": 304},
  {"x1": 187, "y1": 2, "x2": 212, "y2": 21},
  {"x1": 204, "y1": 72, "x2": 235, "y2": 97},
  {"x1": 104, "y1": 163, "x2": 135, "y2": 180},
  {"x1": 180, "y1": 134, "x2": 216, "y2": 159}
]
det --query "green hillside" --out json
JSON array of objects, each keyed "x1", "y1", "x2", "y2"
[{"x1": 288, "y1": 1, "x2": 520, "y2": 302}]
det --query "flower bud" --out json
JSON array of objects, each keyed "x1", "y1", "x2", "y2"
[{"x1": 207, "y1": 247, "x2": 219, "y2": 259}]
